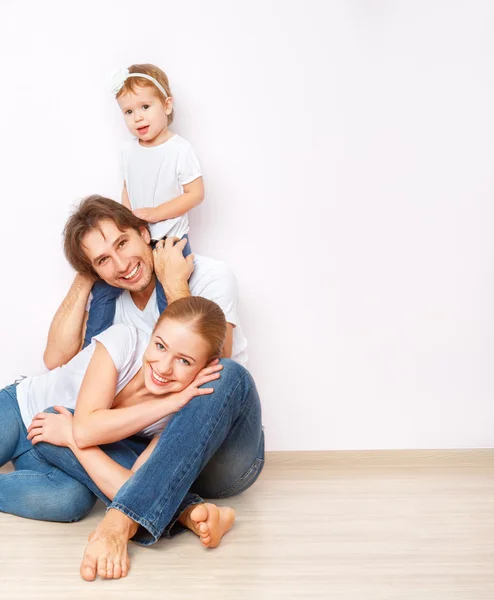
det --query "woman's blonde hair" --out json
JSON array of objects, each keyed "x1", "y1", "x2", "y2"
[
  {"x1": 154, "y1": 297, "x2": 227, "y2": 360},
  {"x1": 117, "y1": 63, "x2": 174, "y2": 124}
]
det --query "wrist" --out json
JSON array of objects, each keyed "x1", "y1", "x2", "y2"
[{"x1": 163, "y1": 281, "x2": 191, "y2": 303}]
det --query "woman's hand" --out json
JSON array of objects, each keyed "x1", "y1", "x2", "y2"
[
  {"x1": 27, "y1": 406, "x2": 75, "y2": 448},
  {"x1": 173, "y1": 359, "x2": 223, "y2": 411}
]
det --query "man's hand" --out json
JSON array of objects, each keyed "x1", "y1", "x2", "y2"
[
  {"x1": 27, "y1": 406, "x2": 75, "y2": 448},
  {"x1": 153, "y1": 237, "x2": 195, "y2": 302},
  {"x1": 133, "y1": 207, "x2": 159, "y2": 223}
]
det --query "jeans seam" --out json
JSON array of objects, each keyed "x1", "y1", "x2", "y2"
[{"x1": 110, "y1": 502, "x2": 160, "y2": 546}]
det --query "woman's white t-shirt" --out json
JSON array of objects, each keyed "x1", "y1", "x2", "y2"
[
  {"x1": 15, "y1": 324, "x2": 169, "y2": 437},
  {"x1": 121, "y1": 134, "x2": 202, "y2": 241}
]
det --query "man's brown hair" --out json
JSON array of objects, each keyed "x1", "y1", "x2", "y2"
[{"x1": 63, "y1": 195, "x2": 149, "y2": 276}]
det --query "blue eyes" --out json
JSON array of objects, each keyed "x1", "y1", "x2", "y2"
[{"x1": 154, "y1": 343, "x2": 190, "y2": 366}]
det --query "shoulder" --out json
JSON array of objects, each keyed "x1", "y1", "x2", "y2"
[
  {"x1": 189, "y1": 255, "x2": 239, "y2": 323},
  {"x1": 94, "y1": 323, "x2": 138, "y2": 347}
]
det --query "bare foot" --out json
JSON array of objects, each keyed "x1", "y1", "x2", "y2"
[
  {"x1": 80, "y1": 509, "x2": 138, "y2": 581},
  {"x1": 179, "y1": 502, "x2": 235, "y2": 548}
]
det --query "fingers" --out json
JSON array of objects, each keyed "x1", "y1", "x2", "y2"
[
  {"x1": 207, "y1": 358, "x2": 220, "y2": 367},
  {"x1": 26, "y1": 426, "x2": 43, "y2": 441},
  {"x1": 193, "y1": 373, "x2": 221, "y2": 388},
  {"x1": 54, "y1": 406, "x2": 72, "y2": 416},
  {"x1": 199, "y1": 364, "x2": 223, "y2": 376},
  {"x1": 27, "y1": 418, "x2": 45, "y2": 433}
]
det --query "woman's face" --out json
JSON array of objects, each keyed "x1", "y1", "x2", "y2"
[{"x1": 142, "y1": 318, "x2": 211, "y2": 395}]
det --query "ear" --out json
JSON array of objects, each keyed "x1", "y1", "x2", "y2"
[
  {"x1": 165, "y1": 96, "x2": 173, "y2": 116},
  {"x1": 140, "y1": 226, "x2": 151, "y2": 244}
]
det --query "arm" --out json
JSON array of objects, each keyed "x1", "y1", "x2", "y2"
[
  {"x1": 71, "y1": 341, "x2": 194, "y2": 448},
  {"x1": 153, "y1": 237, "x2": 195, "y2": 303},
  {"x1": 121, "y1": 181, "x2": 132, "y2": 210},
  {"x1": 134, "y1": 178, "x2": 204, "y2": 223},
  {"x1": 43, "y1": 273, "x2": 93, "y2": 370},
  {"x1": 70, "y1": 434, "x2": 160, "y2": 499},
  {"x1": 28, "y1": 406, "x2": 160, "y2": 500},
  {"x1": 66, "y1": 337, "x2": 222, "y2": 448},
  {"x1": 223, "y1": 324, "x2": 233, "y2": 358}
]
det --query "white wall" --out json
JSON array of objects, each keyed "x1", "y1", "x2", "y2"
[{"x1": 1, "y1": 0, "x2": 494, "y2": 450}]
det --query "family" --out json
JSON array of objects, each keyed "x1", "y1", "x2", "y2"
[{"x1": 0, "y1": 64, "x2": 264, "y2": 581}]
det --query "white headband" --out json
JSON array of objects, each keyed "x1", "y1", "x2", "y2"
[{"x1": 109, "y1": 67, "x2": 169, "y2": 98}]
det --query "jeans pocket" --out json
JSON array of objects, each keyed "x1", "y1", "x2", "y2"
[{"x1": 217, "y1": 456, "x2": 265, "y2": 499}]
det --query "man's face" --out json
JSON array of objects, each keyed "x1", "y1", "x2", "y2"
[{"x1": 82, "y1": 219, "x2": 154, "y2": 292}]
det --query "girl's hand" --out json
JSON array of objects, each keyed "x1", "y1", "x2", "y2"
[
  {"x1": 173, "y1": 359, "x2": 223, "y2": 411},
  {"x1": 27, "y1": 406, "x2": 75, "y2": 448},
  {"x1": 133, "y1": 207, "x2": 158, "y2": 223}
]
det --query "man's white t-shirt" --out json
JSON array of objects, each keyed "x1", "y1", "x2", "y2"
[
  {"x1": 113, "y1": 255, "x2": 248, "y2": 366},
  {"x1": 16, "y1": 325, "x2": 169, "y2": 436},
  {"x1": 121, "y1": 134, "x2": 202, "y2": 241}
]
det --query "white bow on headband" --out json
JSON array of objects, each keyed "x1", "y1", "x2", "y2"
[{"x1": 109, "y1": 67, "x2": 169, "y2": 98}]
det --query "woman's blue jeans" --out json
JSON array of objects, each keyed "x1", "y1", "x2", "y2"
[
  {"x1": 33, "y1": 359, "x2": 264, "y2": 545},
  {"x1": 0, "y1": 384, "x2": 97, "y2": 522}
]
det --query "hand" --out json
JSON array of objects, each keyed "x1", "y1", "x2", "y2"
[
  {"x1": 133, "y1": 207, "x2": 158, "y2": 223},
  {"x1": 27, "y1": 406, "x2": 75, "y2": 448},
  {"x1": 173, "y1": 359, "x2": 223, "y2": 410},
  {"x1": 153, "y1": 237, "x2": 195, "y2": 300}
]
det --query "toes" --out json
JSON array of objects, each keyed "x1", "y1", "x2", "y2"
[
  {"x1": 113, "y1": 562, "x2": 122, "y2": 579},
  {"x1": 106, "y1": 560, "x2": 114, "y2": 579},
  {"x1": 97, "y1": 557, "x2": 108, "y2": 579},
  {"x1": 80, "y1": 556, "x2": 97, "y2": 582},
  {"x1": 121, "y1": 556, "x2": 130, "y2": 578}
]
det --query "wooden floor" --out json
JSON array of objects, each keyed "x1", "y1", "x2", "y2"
[{"x1": 0, "y1": 450, "x2": 493, "y2": 599}]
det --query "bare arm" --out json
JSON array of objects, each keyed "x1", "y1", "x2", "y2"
[
  {"x1": 153, "y1": 237, "x2": 195, "y2": 303},
  {"x1": 135, "y1": 178, "x2": 204, "y2": 223},
  {"x1": 72, "y1": 342, "x2": 188, "y2": 448},
  {"x1": 223, "y1": 324, "x2": 233, "y2": 358},
  {"x1": 28, "y1": 406, "x2": 160, "y2": 500},
  {"x1": 70, "y1": 434, "x2": 160, "y2": 499},
  {"x1": 43, "y1": 273, "x2": 93, "y2": 370},
  {"x1": 70, "y1": 340, "x2": 222, "y2": 448}
]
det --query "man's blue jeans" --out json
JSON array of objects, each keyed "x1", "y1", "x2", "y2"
[
  {"x1": 0, "y1": 384, "x2": 97, "y2": 522},
  {"x1": 34, "y1": 359, "x2": 264, "y2": 545}
]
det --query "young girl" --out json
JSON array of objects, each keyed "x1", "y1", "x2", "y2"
[
  {"x1": 84, "y1": 63, "x2": 204, "y2": 342},
  {"x1": 0, "y1": 297, "x2": 234, "y2": 553}
]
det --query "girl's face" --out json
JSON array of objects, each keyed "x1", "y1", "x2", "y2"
[
  {"x1": 117, "y1": 85, "x2": 173, "y2": 147},
  {"x1": 142, "y1": 318, "x2": 211, "y2": 395}
]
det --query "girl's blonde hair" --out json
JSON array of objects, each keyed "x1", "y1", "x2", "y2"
[
  {"x1": 117, "y1": 63, "x2": 174, "y2": 124},
  {"x1": 153, "y1": 297, "x2": 227, "y2": 361}
]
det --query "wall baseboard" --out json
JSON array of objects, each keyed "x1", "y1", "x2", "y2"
[{"x1": 264, "y1": 449, "x2": 494, "y2": 469}]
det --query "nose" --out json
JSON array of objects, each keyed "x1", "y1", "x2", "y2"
[
  {"x1": 158, "y1": 355, "x2": 174, "y2": 376},
  {"x1": 114, "y1": 253, "x2": 130, "y2": 274},
  {"x1": 133, "y1": 109, "x2": 143, "y2": 123}
]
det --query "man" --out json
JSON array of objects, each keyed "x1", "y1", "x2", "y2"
[{"x1": 35, "y1": 195, "x2": 264, "y2": 581}]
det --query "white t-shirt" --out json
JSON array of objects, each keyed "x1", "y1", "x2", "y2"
[
  {"x1": 16, "y1": 324, "x2": 169, "y2": 437},
  {"x1": 121, "y1": 134, "x2": 202, "y2": 241},
  {"x1": 113, "y1": 254, "x2": 248, "y2": 366}
]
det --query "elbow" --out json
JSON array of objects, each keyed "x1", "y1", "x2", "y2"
[
  {"x1": 72, "y1": 423, "x2": 94, "y2": 449},
  {"x1": 43, "y1": 349, "x2": 62, "y2": 371}
]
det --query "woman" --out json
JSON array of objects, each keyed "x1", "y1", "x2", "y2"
[{"x1": 0, "y1": 297, "x2": 241, "y2": 552}]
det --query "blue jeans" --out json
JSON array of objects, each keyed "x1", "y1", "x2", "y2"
[
  {"x1": 0, "y1": 384, "x2": 97, "y2": 522},
  {"x1": 83, "y1": 234, "x2": 191, "y2": 348},
  {"x1": 34, "y1": 359, "x2": 264, "y2": 545}
]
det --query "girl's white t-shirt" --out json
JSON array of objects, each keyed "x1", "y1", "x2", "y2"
[
  {"x1": 121, "y1": 134, "x2": 202, "y2": 241},
  {"x1": 15, "y1": 324, "x2": 170, "y2": 436}
]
